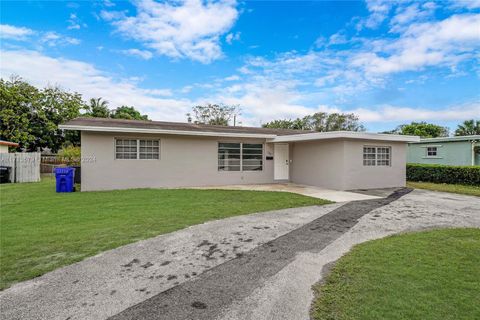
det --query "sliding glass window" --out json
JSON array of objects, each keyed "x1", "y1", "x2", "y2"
[
  {"x1": 218, "y1": 143, "x2": 241, "y2": 171},
  {"x1": 242, "y1": 143, "x2": 263, "y2": 171},
  {"x1": 218, "y1": 143, "x2": 264, "y2": 171}
]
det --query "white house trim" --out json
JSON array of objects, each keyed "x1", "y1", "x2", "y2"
[
  {"x1": 59, "y1": 124, "x2": 278, "y2": 139},
  {"x1": 270, "y1": 131, "x2": 419, "y2": 143}
]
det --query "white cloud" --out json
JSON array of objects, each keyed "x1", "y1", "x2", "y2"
[
  {"x1": 40, "y1": 31, "x2": 81, "y2": 46},
  {"x1": 225, "y1": 31, "x2": 240, "y2": 44},
  {"x1": 120, "y1": 48, "x2": 153, "y2": 60},
  {"x1": 352, "y1": 14, "x2": 480, "y2": 75},
  {"x1": 389, "y1": 2, "x2": 436, "y2": 32},
  {"x1": 1, "y1": 24, "x2": 80, "y2": 47},
  {"x1": 328, "y1": 32, "x2": 348, "y2": 45},
  {"x1": 224, "y1": 75, "x2": 240, "y2": 81},
  {"x1": 67, "y1": 13, "x2": 87, "y2": 30},
  {"x1": 0, "y1": 24, "x2": 34, "y2": 40},
  {"x1": 143, "y1": 88, "x2": 173, "y2": 97},
  {"x1": 450, "y1": 0, "x2": 480, "y2": 9},
  {"x1": 102, "y1": 0, "x2": 239, "y2": 63},
  {"x1": 356, "y1": 0, "x2": 393, "y2": 30},
  {"x1": 103, "y1": 0, "x2": 116, "y2": 8},
  {"x1": 214, "y1": 80, "x2": 313, "y2": 126},
  {"x1": 335, "y1": 102, "x2": 480, "y2": 123},
  {"x1": 0, "y1": 49, "x2": 192, "y2": 121}
]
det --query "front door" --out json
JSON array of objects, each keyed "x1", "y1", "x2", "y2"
[{"x1": 274, "y1": 143, "x2": 289, "y2": 180}]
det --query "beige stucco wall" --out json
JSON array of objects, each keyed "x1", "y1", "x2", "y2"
[
  {"x1": 81, "y1": 132, "x2": 407, "y2": 192},
  {"x1": 343, "y1": 140, "x2": 406, "y2": 190},
  {"x1": 81, "y1": 131, "x2": 275, "y2": 191},
  {"x1": 0, "y1": 145, "x2": 9, "y2": 153},
  {"x1": 290, "y1": 139, "x2": 407, "y2": 190},
  {"x1": 290, "y1": 139, "x2": 346, "y2": 190}
]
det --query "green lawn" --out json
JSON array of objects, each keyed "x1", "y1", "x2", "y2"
[
  {"x1": 311, "y1": 228, "x2": 480, "y2": 320},
  {"x1": 0, "y1": 177, "x2": 330, "y2": 290},
  {"x1": 407, "y1": 181, "x2": 480, "y2": 197}
]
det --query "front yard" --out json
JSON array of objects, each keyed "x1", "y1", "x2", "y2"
[
  {"x1": 311, "y1": 228, "x2": 480, "y2": 320},
  {"x1": 0, "y1": 177, "x2": 330, "y2": 290}
]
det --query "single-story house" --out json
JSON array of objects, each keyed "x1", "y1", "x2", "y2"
[
  {"x1": 59, "y1": 118, "x2": 419, "y2": 192},
  {"x1": 0, "y1": 140, "x2": 19, "y2": 153},
  {"x1": 408, "y1": 135, "x2": 480, "y2": 166}
]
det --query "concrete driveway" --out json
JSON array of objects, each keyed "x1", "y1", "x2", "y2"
[
  {"x1": 192, "y1": 183, "x2": 381, "y2": 202},
  {"x1": 1, "y1": 189, "x2": 479, "y2": 320}
]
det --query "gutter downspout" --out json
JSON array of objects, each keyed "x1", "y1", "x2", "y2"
[{"x1": 472, "y1": 140, "x2": 477, "y2": 166}]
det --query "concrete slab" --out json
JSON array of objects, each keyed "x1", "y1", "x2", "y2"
[{"x1": 192, "y1": 183, "x2": 381, "y2": 202}]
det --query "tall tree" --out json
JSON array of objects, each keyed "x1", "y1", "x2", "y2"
[
  {"x1": 190, "y1": 104, "x2": 241, "y2": 126},
  {"x1": 454, "y1": 119, "x2": 480, "y2": 136},
  {"x1": 0, "y1": 76, "x2": 85, "y2": 152},
  {"x1": 263, "y1": 112, "x2": 365, "y2": 132},
  {"x1": 384, "y1": 122, "x2": 449, "y2": 138},
  {"x1": 0, "y1": 76, "x2": 40, "y2": 151},
  {"x1": 86, "y1": 97, "x2": 110, "y2": 118},
  {"x1": 111, "y1": 106, "x2": 149, "y2": 120}
]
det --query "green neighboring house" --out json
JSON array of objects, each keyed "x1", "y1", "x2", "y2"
[{"x1": 408, "y1": 135, "x2": 480, "y2": 166}]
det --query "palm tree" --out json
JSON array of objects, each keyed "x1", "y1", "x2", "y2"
[
  {"x1": 87, "y1": 97, "x2": 110, "y2": 118},
  {"x1": 454, "y1": 119, "x2": 480, "y2": 136}
]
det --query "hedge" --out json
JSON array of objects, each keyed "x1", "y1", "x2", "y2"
[{"x1": 407, "y1": 163, "x2": 480, "y2": 186}]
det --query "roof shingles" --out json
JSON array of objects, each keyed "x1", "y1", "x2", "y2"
[{"x1": 62, "y1": 117, "x2": 314, "y2": 136}]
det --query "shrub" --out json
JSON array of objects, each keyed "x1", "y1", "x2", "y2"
[
  {"x1": 58, "y1": 146, "x2": 81, "y2": 165},
  {"x1": 407, "y1": 163, "x2": 480, "y2": 186}
]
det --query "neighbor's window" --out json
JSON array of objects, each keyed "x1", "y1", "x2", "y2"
[
  {"x1": 363, "y1": 146, "x2": 391, "y2": 166},
  {"x1": 115, "y1": 138, "x2": 159, "y2": 160},
  {"x1": 218, "y1": 142, "x2": 264, "y2": 171},
  {"x1": 426, "y1": 146, "x2": 437, "y2": 157}
]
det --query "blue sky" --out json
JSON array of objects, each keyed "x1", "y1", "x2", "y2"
[{"x1": 1, "y1": 0, "x2": 479, "y2": 132}]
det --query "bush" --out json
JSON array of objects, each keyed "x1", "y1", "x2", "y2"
[
  {"x1": 407, "y1": 163, "x2": 480, "y2": 186},
  {"x1": 58, "y1": 146, "x2": 81, "y2": 165}
]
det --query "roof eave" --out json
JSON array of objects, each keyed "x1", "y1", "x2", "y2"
[
  {"x1": 0, "y1": 141, "x2": 20, "y2": 147},
  {"x1": 409, "y1": 135, "x2": 480, "y2": 143},
  {"x1": 58, "y1": 124, "x2": 277, "y2": 139},
  {"x1": 271, "y1": 131, "x2": 419, "y2": 143}
]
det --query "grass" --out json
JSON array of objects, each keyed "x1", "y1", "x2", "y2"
[
  {"x1": 311, "y1": 228, "x2": 480, "y2": 320},
  {"x1": 0, "y1": 177, "x2": 331, "y2": 290},
  {"x1": 407, "y1": 181, "x2": 480, "y2": 197}
]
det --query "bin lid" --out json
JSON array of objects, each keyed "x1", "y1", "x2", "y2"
[{"x1": 55, "y1": 167, "x2": 75, "y2": 174}]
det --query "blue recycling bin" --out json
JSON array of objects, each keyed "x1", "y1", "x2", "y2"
[{"x1": 55, "y1": 167, "x2": 75, "y2": 193}]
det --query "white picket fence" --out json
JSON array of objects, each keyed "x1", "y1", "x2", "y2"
[{"x1": 0, "y1": 152, "x2": 41, "y2": 183}]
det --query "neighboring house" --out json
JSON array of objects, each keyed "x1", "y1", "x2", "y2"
[
  {"x1": 408, "y1": 135, "x2": 480, "y2": 166},
  {"x1": 60, "y1": 118, "x2": 419, "y2": 192},
  {"x1": 0, "y1": 141, "x2": 19, "y2": 153}
]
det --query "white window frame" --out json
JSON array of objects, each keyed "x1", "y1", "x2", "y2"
[
  {"x1": 426, "y1": 146, "x2": 438, "y2": 157},
  {"x1": 422, "y1": 145, "x2": 442, "y2": 159},
  {"x1": 363, "y1": 145, "x2": 391, "y2": 167},
  {"x1": 115, "y1": 138, "x2": 160, "y2": 160},
  {"x1": 218, "y1": 142, "x2": 264, "y2": 172}
]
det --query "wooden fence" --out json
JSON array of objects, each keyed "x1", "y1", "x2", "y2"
[
  {"x1": 0, "y1": 153, "x2": 41, "y2": 183},
  {"x1": 41, "y1": 155, "x2": 67, "y2": 174}
]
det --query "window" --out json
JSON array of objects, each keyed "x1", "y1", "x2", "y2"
[
  {"x1": 115, "y1": 138, "x2": 159, "y2": 160},
  {"x1": 140, "y1": 140, "x2": 160, "y2": 159},
  {"x1": 363, "y1": 146, "x2": 391, "y2": 166},
  {"x1": 242, "y1": 143, "x2": 263, "y2": 171},
  {"x1": 218, "y1": 143, "x2": 241, "y2": 171},
  {"x1": 218, "y1": 142, "x2": 263, "y2": 171},
  {"x1": 115, "y1": 139, "x2": 138, "y2": 159},
  {"x1": 426, "y1": 147, "x2": 437, "y2": 157}
]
